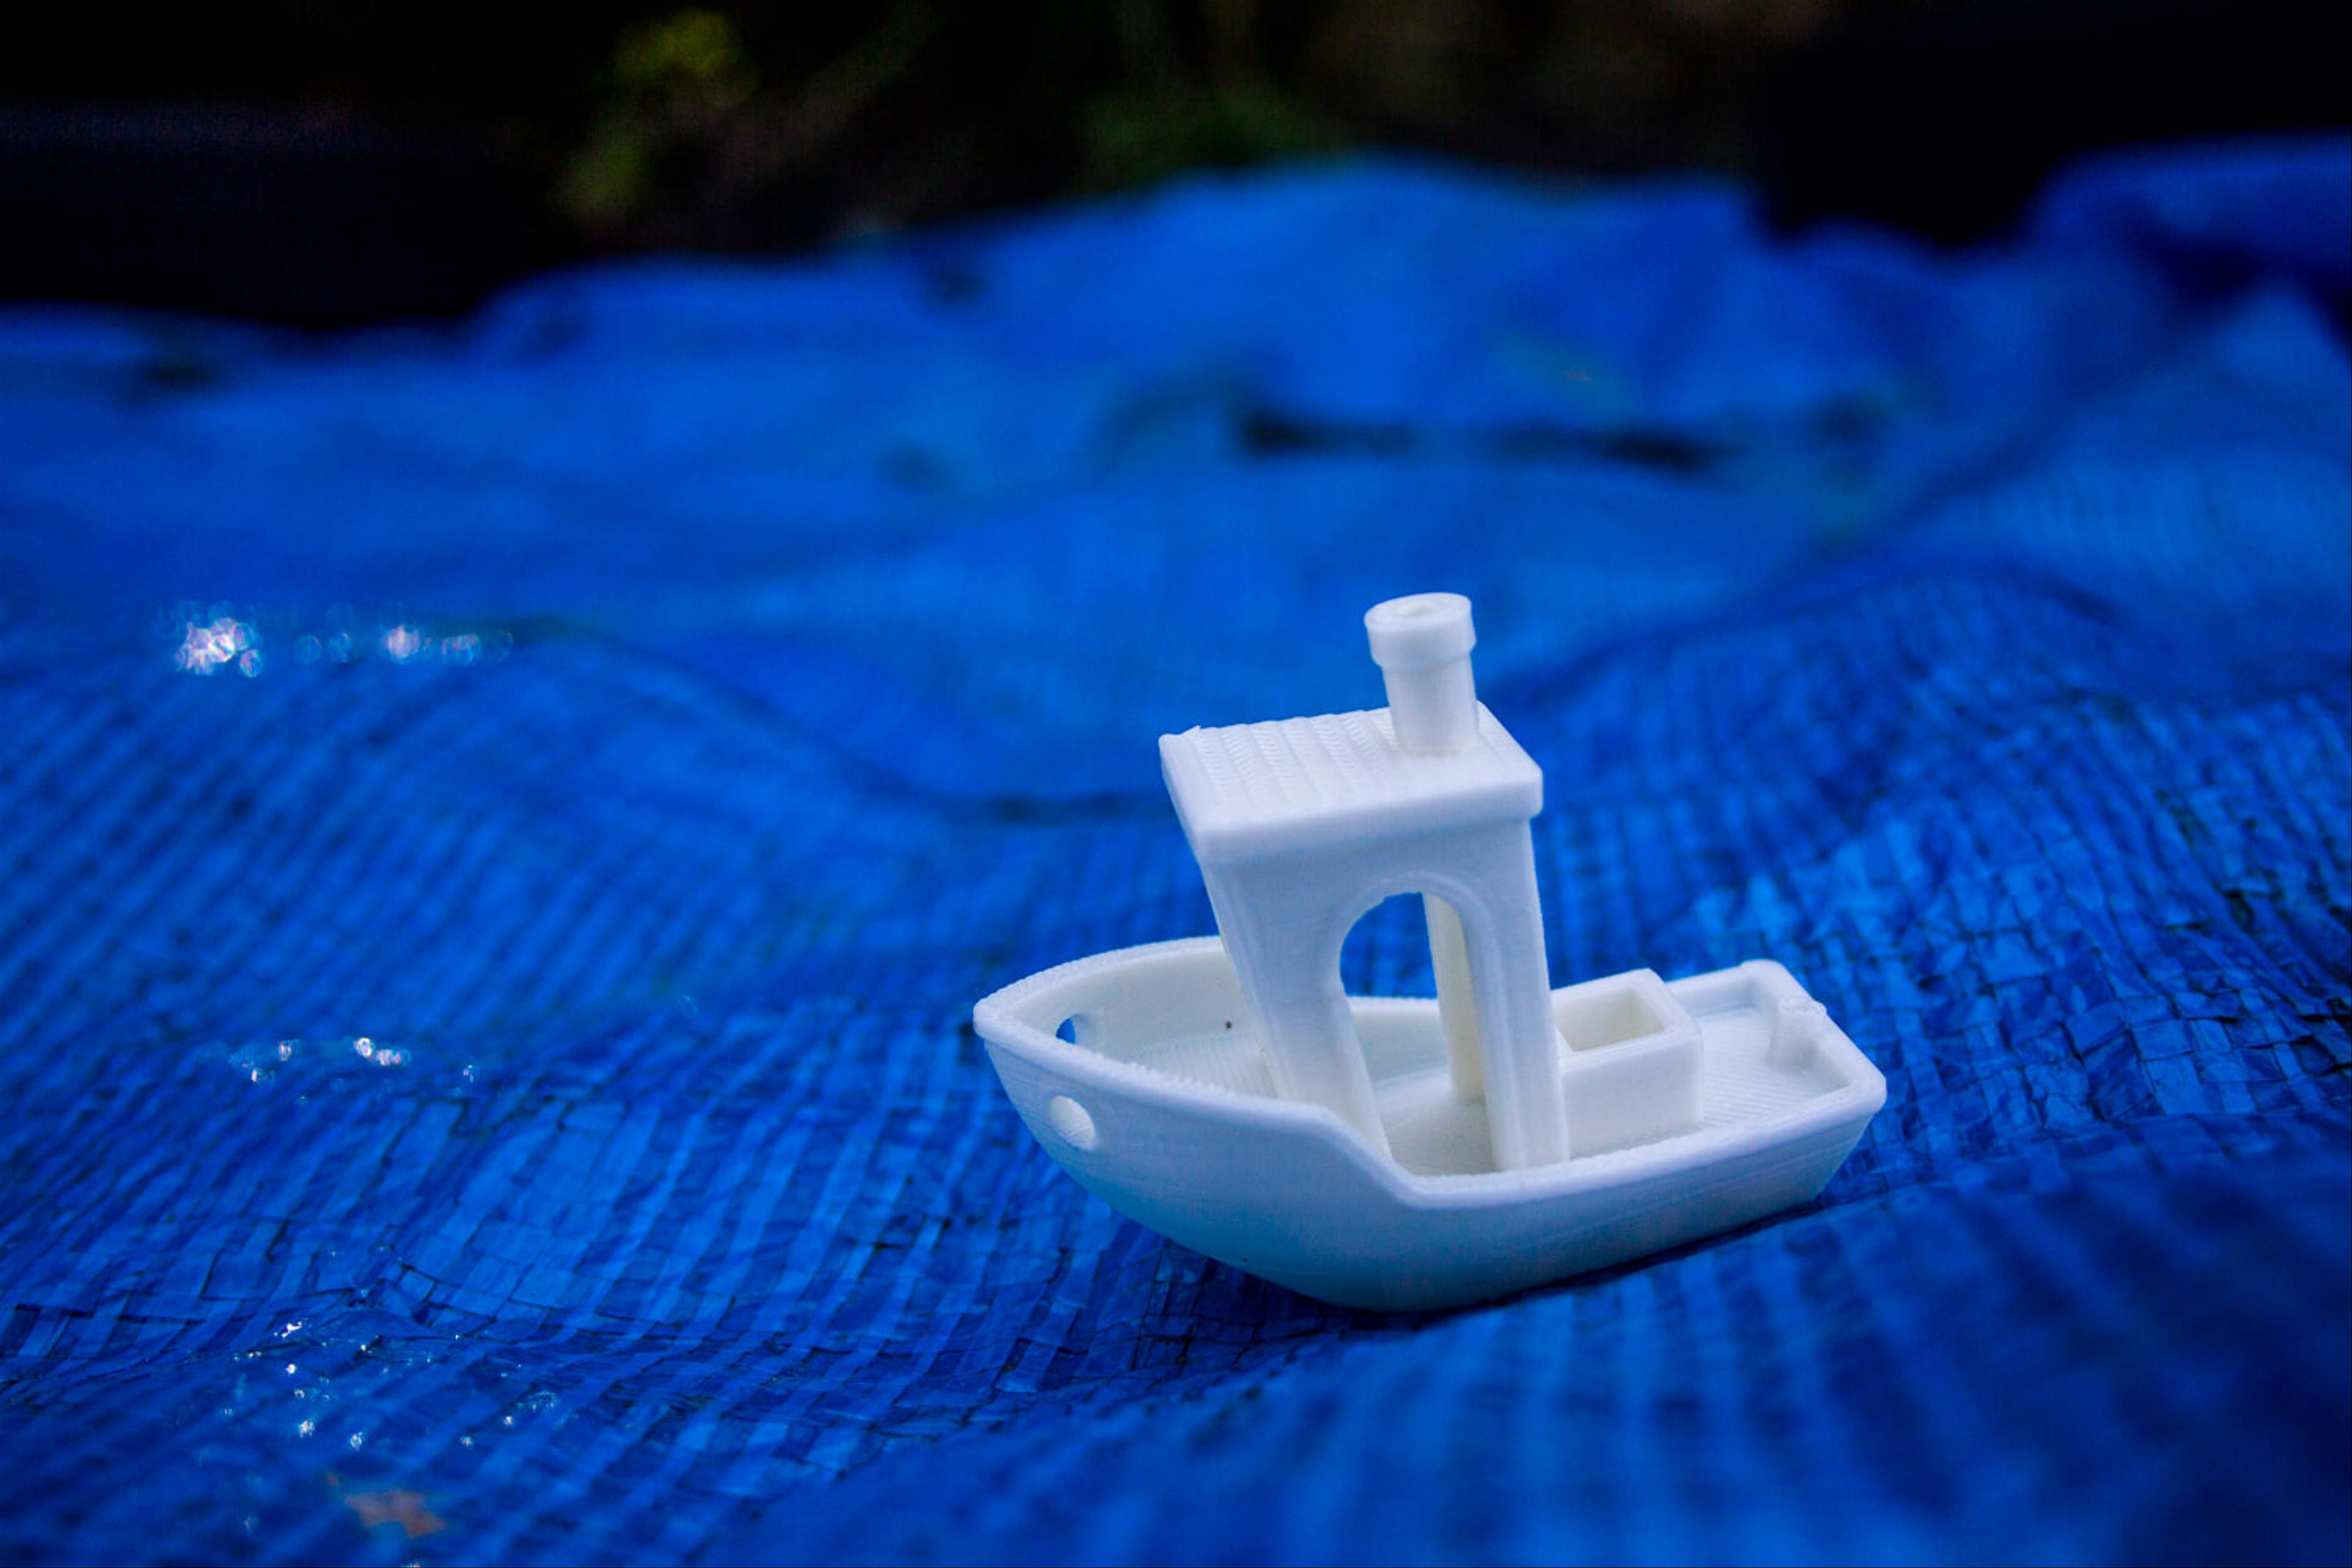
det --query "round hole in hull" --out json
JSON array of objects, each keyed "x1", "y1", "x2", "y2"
[{"x1": 1044, "y1": 1093, "x2": 1098, "y2": 1150}]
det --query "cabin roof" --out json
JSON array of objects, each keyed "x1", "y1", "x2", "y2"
[{"x1": 1159, "y1": 704, "x2": 1541, "y2": 863}]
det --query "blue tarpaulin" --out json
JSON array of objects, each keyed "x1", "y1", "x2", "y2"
[{"x1": 1, "y1": 136, "x2": 2346, "y2": 1564}]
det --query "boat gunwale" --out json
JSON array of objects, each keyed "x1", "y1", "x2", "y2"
[{"x1": 974, "y1": 935, "x2": 1888, "y2": 1210}]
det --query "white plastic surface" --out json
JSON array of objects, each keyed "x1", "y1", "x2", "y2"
[
  {"x1": 1364, "y1": 590, "x2": 1479, "y2": 754},
  {"x1": 974, "y1": 593, "x2": 1887, "y2": 1309},
  {"x1": 975, "y1": 941, "x2": 1883, "y2": 1310},
  {"x1": 1159, "y1": 594, "x2": 1571, "y2": 1169}
]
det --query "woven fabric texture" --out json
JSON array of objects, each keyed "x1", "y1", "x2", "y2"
[{"x1": 1, "y1": 137, "x2": 2346, "y2": 1564}]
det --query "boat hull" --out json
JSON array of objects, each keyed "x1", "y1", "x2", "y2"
[{"x1": 974, "y1": 938, "x2": 1886, "y2": 1311}]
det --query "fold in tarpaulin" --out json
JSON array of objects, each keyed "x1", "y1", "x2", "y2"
[{"x1": 0, "y1": 136, "x2": 2346, "y2": 1566}]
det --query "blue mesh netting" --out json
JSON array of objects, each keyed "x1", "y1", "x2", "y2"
[{"x1": 1, "y1": 135, "x2": 2346, "y2": 1564}]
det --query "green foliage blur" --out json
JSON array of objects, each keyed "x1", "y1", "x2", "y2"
[
  {"x1": 548, "y1": 0, "x2": 1858, "y2": 251},
  {"x1": 2, "y1": 1, "x2": 1866, "y2": 254}
]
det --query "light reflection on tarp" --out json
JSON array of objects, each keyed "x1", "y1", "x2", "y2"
[{"x1": 162, "y1": 602, "x2": 513, "y2": 674}]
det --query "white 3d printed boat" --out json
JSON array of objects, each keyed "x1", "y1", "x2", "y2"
[{"x1": 974, "y1": 594, "x2": 1885, "y2": 1310}]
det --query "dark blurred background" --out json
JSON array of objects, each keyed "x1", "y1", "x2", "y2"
[{"x1": 1, "y1": 0, "x2": 2344, "y2": 327}]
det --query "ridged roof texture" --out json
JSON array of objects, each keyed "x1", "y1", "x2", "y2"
[{"x1": 1160, "y1": 704, "x2": 1542, "y2": 861}]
